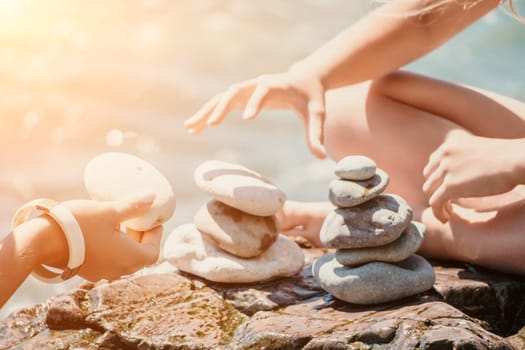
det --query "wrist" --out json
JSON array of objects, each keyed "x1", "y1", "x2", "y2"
[{"x1": 14, "y1": 216, "x2": 68, "y2": 269}]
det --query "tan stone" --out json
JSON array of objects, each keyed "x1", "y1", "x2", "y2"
[
  {"x1": 194, "y1": 200, "x2": 278, "y2": 258},
  {"x1": 194, "y1": 160, "x2": 286, "y2": 216},
  {"x1": 84, "y1": 152, "x2": 175, "y2": 231}
]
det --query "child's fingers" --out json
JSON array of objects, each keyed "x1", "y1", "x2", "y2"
[
  {"x1": 184, "y1": 95, "x2": 220, "y2": 130},
  {"x1": 113, "y1": 191, "x2": 156, "y2": 222},
  {"x1": 138, "y1": 225, "x2": 163, "y2": 265},
  {"x1": 208, "y1": 84, "x2": 247, "y2": 125},
  {"x1": 126, "y1": 228, "x2": 143, "y2": 243},
  {"x1": 429, "y1": 185, "x2": 450, "y2": 223},
  {"x1": 243, "y1": 86, "x2": 269, "y2": 120},
  {"x1": 423, "y1": 146, "x2": 444, "y2": 178},
  {"x1": 422, "y1": 165, "x2": 444, "y2": 198},
  {"x1": 306, "y1": 100, "x2": 327, "y2": 159}
]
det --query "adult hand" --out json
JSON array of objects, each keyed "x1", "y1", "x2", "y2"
[
  {"x1": 184, "y1": 65, "x2": 327, "y2": 158},
  {"x1": 276, "y1": 200, "x2": 334, "y2": 247},
  {"x1": 57, "y1": 192, "x2": 163, "y2": 281},
  {"x1": 423, "y1": 130, "x2": 523, "y2": 223}
]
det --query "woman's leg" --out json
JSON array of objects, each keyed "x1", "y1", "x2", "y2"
[{"x1": 322, "y1": 71, "x2": 525, "y2": 274}]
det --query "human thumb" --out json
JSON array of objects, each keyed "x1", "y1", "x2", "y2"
[{"x1": 114, "y1": 191, "x2": 156, "y2": 221}]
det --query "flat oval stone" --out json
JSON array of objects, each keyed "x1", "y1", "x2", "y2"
[
  {"x1": 194, "y1": 200, "x2": 279, "y2": 258},
  {"x1": 334, "y1": 155, "x2": 377, "y2": 180},
  {"x1": 335, "y1": 221, "x2": 425, "y2": 266},
  {"x1": 84, "y1": 152, "x2": 175, "y2": 231},
  {"x1": 194, "y1": 160, "x2": 286, "y2": 216},
  {"x1": 313, "y1": 253, "x2": 435, "y2": 304},
  {"x1": 320, "y1": 194, "x2": 412, "y2": 249},
  {"x1": 163, "y1": 224, "x2": 304, "y2": 283},
  {"x1": 328, "y1": 168, "x2": 389, "y2": 207}
]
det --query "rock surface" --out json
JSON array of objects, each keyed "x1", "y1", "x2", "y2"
[
  {"x1": 84, "y1": 152, "x2": 176, "y2": 231},
  {"x1": 320, "y1": 193, "x2": 412, "y2": 249},
  {"x1": 163, "y1": 224, "x2": 304, "y2": 283},
  {"x1": 313, "y1": 253, "x2": 435, "y2": 304},
  {"x1": 328, "y1": 168, "x2": 389, "y2": 207},
  {"x1": 194, "y1": 160, "x2": 286, "y2": 216},
  {"x1": 335, "y1": 221, "x2": 425, "y2": 266},
  {"x1": 2, "y1": 249, "x2": 524, "y2": 350},
  {"x1": 194, "y1": 200, "x2": 278, "y2": 258},
  {"x1": 334, "y1": 155, "x2": 377, "y2": 180}
]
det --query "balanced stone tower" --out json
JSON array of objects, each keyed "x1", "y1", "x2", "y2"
[
  {"x1": 164, "y1": 160, "x2": 304, "y2": 283},
  {"x1": 313, "y1": 155, "x2": 435, "y2": 304}
]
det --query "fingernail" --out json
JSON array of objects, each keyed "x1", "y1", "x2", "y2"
[{"x1": 243, "y1": 110, "x2": 254, "y2": 120}]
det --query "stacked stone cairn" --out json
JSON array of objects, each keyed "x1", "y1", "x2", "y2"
[
  {"x1": 313, "y1": 155, "x2": 435, "y2": 304},
  {"x1": 163, "y1": 160, "x2": 304, "y2": 283}
]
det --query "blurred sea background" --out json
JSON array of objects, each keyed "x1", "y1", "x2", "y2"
[{"x1": 1, "y1": 0, "x2": 524, "y2": 318}]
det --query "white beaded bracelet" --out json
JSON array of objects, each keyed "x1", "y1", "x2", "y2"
[{"x1": 10, "y1": 199, "x2": 85, "y2": 283}]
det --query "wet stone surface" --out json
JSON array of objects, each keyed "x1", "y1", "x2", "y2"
[{"x1": 1, "y1": 249, "x2": 524, "y2": 349}]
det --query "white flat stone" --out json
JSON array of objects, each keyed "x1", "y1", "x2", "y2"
[
  {"x1": 194, "y1": 160, "x2": 286, "y2": 216},
  {"x1": 163, "y1": 224, "x2": 304, "y2": 283},
  {"x1": 334, "y1": 155, "x2": 376, "y2": 180},
  {"x1": 335, "y1": 221, "x2": 426, "y2": 266},
  {"x1": 84, "y1": 152, "x2": 175, "y2": 231},
  {"x1": 328, "y1": 168, "x2": 389, "y2": 207},
  {"x1": 194, "y1": 200, "x2": 279, "y2": 258},
  {"x1": 313, "y1": 253, "x2": 435, "y2": 304}
]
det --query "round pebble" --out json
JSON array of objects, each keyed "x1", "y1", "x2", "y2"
[
  {"x1": 194, "y1": 200, "x2": 279, "y2": 258},
  {"x1": 84, "y1": 152, "x2": 175, "y2": 231},
  {"x1": 334, "y1": 155, "x2": 377, "y2": 180},
  {"x1": 163, "y1": 224, "x2": 304, "y2": 283},
  {"x1": 335, "y1": 221, "x2": 426, "y2": 266},
  {"x1": 313, "y1": 253, "x2": 435, "y2": 304},
  {"x1": 328, "y1": 168, "x2": 389, "y2": 207},
  {"x1": 320, "y1": 194, "x2": 412, "y2": 249},
  {"x1": 194, "y1": 160, "x2": 286, "y2": 216}
]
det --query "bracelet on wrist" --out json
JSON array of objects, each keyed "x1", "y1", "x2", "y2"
[{"x1": 10, "y1": 199, "x2": 85, "y2": 283}]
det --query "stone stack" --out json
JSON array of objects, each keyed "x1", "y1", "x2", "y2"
[
  {"x1": 313, "y1": 155, "x2": 435, "y2": 304},
  {"x1": 163, "y1": 160, "x2": 304, "y2": 283}
]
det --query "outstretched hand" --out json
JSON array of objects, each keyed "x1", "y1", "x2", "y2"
[
  {"x1": 423, "y1": 130, "x2": 524, "y2": 223},
  {"x1": 276, "y1": 200, "x2": 334, "y2": 247},
  {"x1": 184, "y1": 66, "x2": 328, "y2": 159},
  {"x1": 58, "y1": 192, "x2": 163, "y2": 281}
]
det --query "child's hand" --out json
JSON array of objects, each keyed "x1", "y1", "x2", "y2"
[
  {"x1": 49, "y1": 193, "x2": 163, "y2": 281},
  {"x1": 276, "y1": 200, "x2": 334, "y2": 247},
  {"x1": 184, "y1": 66, "x2": 327, "y2": 159},
  {"x1": 423, "y1": 130, "x2": 524, "y2": 223}
]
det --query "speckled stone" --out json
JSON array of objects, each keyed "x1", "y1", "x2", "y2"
[
  {"x1": 320, "y1": 193, "x2": 412, "y2": 249},
  {"x1": 194, "y1": 160, "x2": 286, "y2": 216},
  {"x1": 84, "y1": 152, "x2": 175, "y2": 231},
  {"x1": 335, "y1": 221, "x2": 426, "y2": 266},
  {"x1": 194, "y1": 200, "x2": 278, "y2": 258},
  {"x1": 313, "y1": 253, "x2": 435, "y2": 304},
  {"x1": 163, "y1": 224, "x2": 304, "y2": 283},
  {"x1": 334, "y1": 155, "x2": 376, "y2": 180},
  {"x1": 328, "y1": 168, "x2": 389, "y2": 207}
]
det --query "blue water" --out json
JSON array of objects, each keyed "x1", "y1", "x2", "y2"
[{"x1": 0, "y1": 1, "x2": 524, "y2": 318}]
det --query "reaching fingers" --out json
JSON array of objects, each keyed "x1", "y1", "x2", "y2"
[
  {"x1": 113, "y1": 191, "x2": 156, "y2": 222},
  {"x1": 423, "y1": 145, "x2": 445, "y2": 178},
  {"x1": 208, "y1": 83, "x2": 251, "y2": 126},
  {"x1": 422, "y1": 163, "x2": 445, "y2": 198},
  {"x1": 243, "y1": 86, "x2": 269, "y2": 120},
  {"x1": 126, "y1": 228, "x2": 143, "y2": 242},
  {"x1": 184, "y1": 95, "x2": 220, "y2": 132},
  {"x1": 305, "y1": 100, "x2": 327, "y2": 159},
  {"x1": 137, "y1": 225, "x2": 163, "y2": 265},
  {"x1": 429, "y1": 184, "x2": 450, "y2": 223}
]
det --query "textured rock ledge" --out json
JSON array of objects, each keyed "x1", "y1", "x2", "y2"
[{"x1": 1, "y1": 249, "x2": 524, "y2": 350}]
